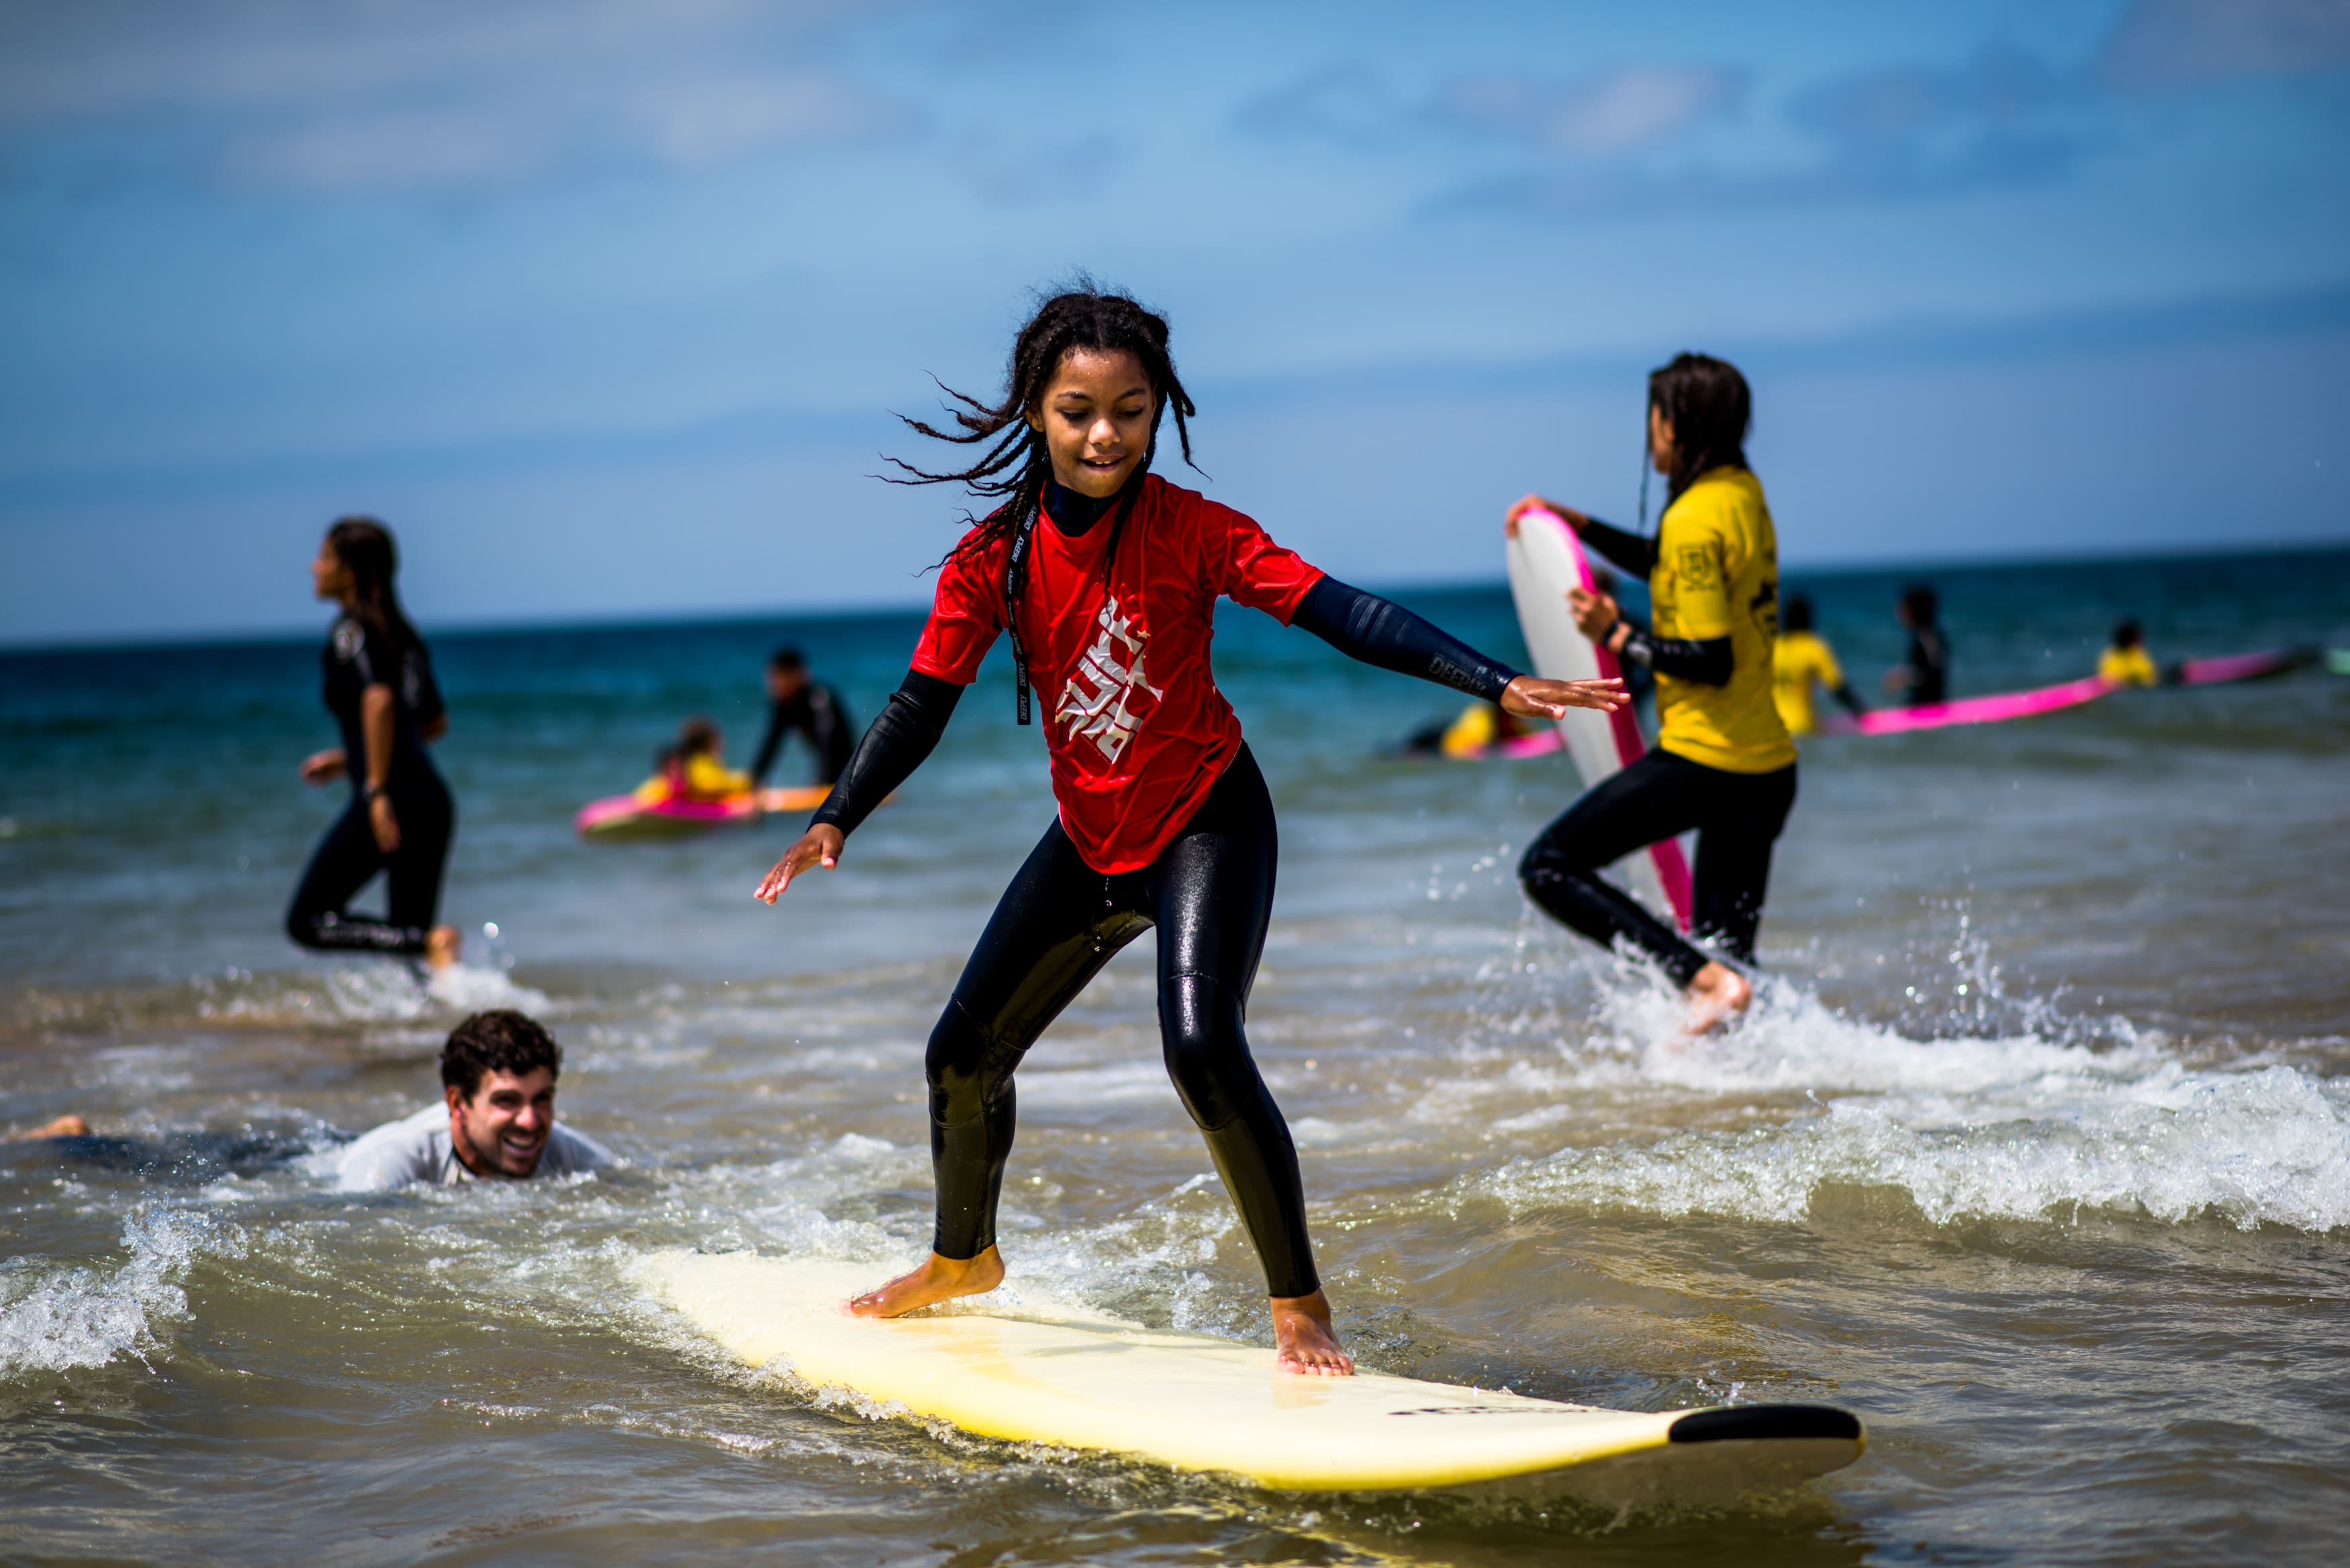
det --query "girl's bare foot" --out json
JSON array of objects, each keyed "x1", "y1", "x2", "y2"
[
  {"x1": 425, "y1": 926, "x2": 463, "y2": 971},
  {"x1": 845, "y1": 1247, "x2": 1005, "y2": 1318},
  {"x1": 7, "y1": 1114, "x2": 89, "y2": 1142},
  {"x1": 1270, "y1": 1290, "x2": 1354, "y2": 1376},
  {"x1": 1683, "y1": 961, "x2": 1753, "y2": 1034}
]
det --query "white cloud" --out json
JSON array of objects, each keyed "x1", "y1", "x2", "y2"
[
  {"x1": 1437, "y1": 64, "x2": 1743, "y2": 155},
  {"x1": 0, "y1": 0, "x2": 914, "y2": 189}
]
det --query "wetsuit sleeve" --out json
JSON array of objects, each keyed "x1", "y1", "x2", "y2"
[
  {"x1": 808, "y1": 671, "x2": 963, "y2": 838},
  {"x1": 1292, "y1": 576, "x2": 1520, "y2": 701},
  {"x1": 1613, "y1": 615, "x2": 1734, "y2": 686},
  {"x1": 809, "y1": 687, "x2": 853, "y2": 785},
  {"x1": 1576, "y1": 518, "x2": 1657, "y2": 577},
  {"x1": 1830, "y1": 681, "x2": 1867, "y2": 716},
  {"x1": 748, "y1": 701, "x2": 790, "y2": 786}
]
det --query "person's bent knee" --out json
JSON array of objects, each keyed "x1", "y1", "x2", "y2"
[
  {"x1": 1158, "y1": 971, "x2": 1251, "y2": 1130},
  {"x1": 285, "y1": 908, "x2": 327, "y2": 950},
  {"x1": 924, "y1": 999, "x2": 999, "y2": 1128}
]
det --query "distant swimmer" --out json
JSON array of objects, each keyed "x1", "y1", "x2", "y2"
[
  {"x1": 755, "y1": 285, "x2": 1625, "y2": 1375},
  {"x1": 332, "y1": 1010, "x2": 612, "y2": 1191},
  {"x1": 1507, "y1": 352, "x2": 1797, "y2": 1032},
  {"x1": 288, "y1": 518, "x2": 461, "y2": 970},
  {"x1": 2099, "y1": 619, "x2": 2158, "y2": 687},
  {"x1": 1400, "y1": 699, "x2": 1529, "y2": 758},
  {"x1": 1883, "y1": 584, "x2": 1949, "y2": 705},
  {"x1": 1773, "y1": 595, "x2": 1866, "y2": 736},
  {"x1": 750, "y1": 647, "x2": 855, "y2": 787},
  {"x1": 635, "y1": 717, "x2": 752, "y2": 805},
  {"x1": 5, "y1": 1114, "x2": 89, "y2": 1142}
]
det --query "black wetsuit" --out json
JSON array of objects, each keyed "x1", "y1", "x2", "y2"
[
  {"x1": 286, "y1": 616, "x2": 454, "y2": 958},
  {"x1": 751, "y1": 682, "x2": 855, "y2": 786},
  {"x1": 1516, "y1": 515, "x2": 1794, "y2": 987},
  {"x1": 810, "y1": 481, "x2": 1518, "y2": 1296},
  {"x1": 1895, "y1": 626, "x2": 1949, "y2": 705}
]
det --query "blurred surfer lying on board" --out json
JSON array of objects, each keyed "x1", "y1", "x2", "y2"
[
  {"x1": 332, "y1": 1010, "x2": 612, "y2": 1191},
  {"x1": 754, "y1": 283, "x2": 1626, "y2": 1375},
  {"x1": 636, "y1": 717, "x2": 753, "y2": 805},
  {"x1": 1506, "y1": 353, "x2": 1797, "y2": 1033}
]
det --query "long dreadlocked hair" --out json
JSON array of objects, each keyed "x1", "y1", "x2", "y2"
[{"x1": 885, "y1": 282, "x2": 1198, "y2": 567}]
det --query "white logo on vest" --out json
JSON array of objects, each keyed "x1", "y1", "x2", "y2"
[{"x1": 1055, "y1": 595, "x2": 1163, "y2": 763}]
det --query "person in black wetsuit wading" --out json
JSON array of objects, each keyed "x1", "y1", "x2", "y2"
[
  {"x1": 753, "y1": 285, "x2": 1626, "y2": 1374},
  {"x1": 1507, "y1": 354, "x2": 1797, "y2": 1032},
  {"x1": 749, "y1": 647, "x2": 854, "y2": 789},
  {"x1": 1883, "y1": 584, "x2": 1950, "y2": 705},
  {"x1": 289, "y1": 517, "x2": 461, "y2": 970}
]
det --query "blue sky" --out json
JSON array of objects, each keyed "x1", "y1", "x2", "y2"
[{"x1": 3, "y1": 0, "x2": 2346, "y2": 644}]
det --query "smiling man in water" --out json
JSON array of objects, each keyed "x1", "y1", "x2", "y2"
[{"x1": 334, "y1": 1009, "x2": 612, "y2": 1190}]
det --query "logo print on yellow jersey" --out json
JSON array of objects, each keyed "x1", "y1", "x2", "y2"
[{"x1": 1055, "y1": 595, "x2": 1163, "y2": 763}]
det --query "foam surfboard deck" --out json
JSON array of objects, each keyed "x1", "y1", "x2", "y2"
[
  {"x1": 641, "y1": 1252, "x2": 1863, "y2": 1500},
  {"x1": 575, "y1": 785, "x2": 831, "y2": 840},
  {"x1": 2170, "y1": 646, "x2": 2316, "y2": 686},
  {"x1": 1505, "y1": 506, "x2": 1695, "y2": 930}
]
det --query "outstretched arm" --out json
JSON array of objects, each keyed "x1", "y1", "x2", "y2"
[
  {"x1": 747, "y1": 703, "x2": 789, "y2": 787},
  {"x1": 1830, "y1": 681, "x2": 1867, "y2": 717},
  {"x1": 1292, "y1": 577, "x2": 1626, "y2": 718},
  {"x1": 755, "y1": 671, "x2": 963, "y2": 901}
]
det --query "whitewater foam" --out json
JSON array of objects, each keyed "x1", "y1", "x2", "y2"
[{"x1": 0, "y1": 1206, "x2": 246, "y2": 1378}]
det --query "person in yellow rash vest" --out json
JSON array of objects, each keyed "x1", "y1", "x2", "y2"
[
  {"x1": 2098, "y1": 620, "x2": 2157, "y2": 687},
  {"x1": 1505, "y1": 352, "x2": 1797, "y2": 1032},
  {"x1": 1773, "y1": 595, "x2": 1867, "y2": 736},
  {"x1": 634, "y1": 716, "x2": 753, "y2": 805}
]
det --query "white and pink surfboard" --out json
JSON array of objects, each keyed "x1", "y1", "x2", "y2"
[{"x1": 1504, "y1": 506, "x2": 1695, "y2": 932}]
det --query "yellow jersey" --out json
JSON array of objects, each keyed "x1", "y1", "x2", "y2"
[
  {"x1": 2098, "y1": 645, "x2": 2157, "y2": 687},
  {"x1": 1439, "y1": 702, "x2": 1499, "y2": 758},
  {"x1": 1773, "y1": 630, "x2": 1845, "y2": 737},
  {"x1": 634, "y1": 752, "x2": 753, "y2": 805},
  {"x1": 1649, "y1": 468, "x2": 1795, "y2": 773}
]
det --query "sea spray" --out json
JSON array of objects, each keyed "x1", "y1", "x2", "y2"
[{"x1": 0, "y1": 1204, "x2": 247, "y2": 1377}]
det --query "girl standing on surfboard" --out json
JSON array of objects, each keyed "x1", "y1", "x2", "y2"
[
  {"x1": 1507, "y1": 354, "x2": 1796, "y2": 1032},
  {"x1": 755, "y1": 285, "x2": 1625, "y2": 1375}
]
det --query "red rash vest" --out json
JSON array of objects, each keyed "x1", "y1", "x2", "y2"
[{"x1": 910, "y1": 473, "x2": 1323, "y2": 874}]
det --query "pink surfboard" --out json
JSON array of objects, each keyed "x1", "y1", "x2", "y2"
[
  {"x1": 1504, "y1": 506, "x2": 1695, "y2": 932},
  {"x1": 1820, "y1": 675, "x2": 2116, "y2": 736},
  {"x1": 575, "y1": 785, "x2": 831, "y2": 840}
]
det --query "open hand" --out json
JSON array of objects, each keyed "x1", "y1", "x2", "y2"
[
  {"x1": 756, "y1": 824, "x2": 845, "y2": 903},
  {"x1": 1500, "y1": 674, "x2": 1627, "y2": 720},
  {"x1": 300, "y1": 748, "x2": 346, "y2": 785},
  {"x1": 1504, "y1": 495, "x2": 1589, "y2": 538}
]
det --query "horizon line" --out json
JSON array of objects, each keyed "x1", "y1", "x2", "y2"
[{"x1": 5, "y1": 534, "x2": 2344, "y2": 656}]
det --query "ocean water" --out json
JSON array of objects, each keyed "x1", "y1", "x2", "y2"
[{"x1": 3, "y1": 545, "x2": 2347, "y2": 1566}]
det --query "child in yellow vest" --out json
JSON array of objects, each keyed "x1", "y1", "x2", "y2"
[{"x1": 1773, "y1": 595, "x2": 1867, "y2": 736}]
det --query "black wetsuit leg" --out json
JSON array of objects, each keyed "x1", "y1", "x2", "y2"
[
  {"x1": 923, "y1": 747, "x2": 1318, "y2": 1297},
  {"x1": 1139, "y1": 748, "x2": 1315, "y2": 1298},
  {"x1": 285, "y1": 769, "x2": 455, "y2": 957},
  {"x1": 1517, "y1": 750, "x2": 1795, "y2": 985}
]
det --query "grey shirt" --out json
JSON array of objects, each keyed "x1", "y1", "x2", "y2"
[{"x1": 332, "y1": 1103, "x2": 614, "y2": 1191}]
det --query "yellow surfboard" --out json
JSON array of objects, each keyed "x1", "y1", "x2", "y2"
[{"x1": 640, "y1": 1252, "x2": 1863, "y2": 1500}]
